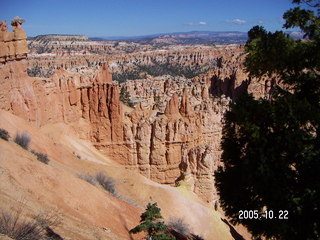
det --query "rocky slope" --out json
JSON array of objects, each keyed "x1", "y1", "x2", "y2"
[{"x1": 1, "y1": 109, "x2": 251, "y2": 240}]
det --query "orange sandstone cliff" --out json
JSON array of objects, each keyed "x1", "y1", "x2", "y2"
[
  {"x1": 0, "y1": 56, "x2": 250, "y2": 240},
  {"x1": 0, "y1": 46, "x2": 274, "y2": 205}
]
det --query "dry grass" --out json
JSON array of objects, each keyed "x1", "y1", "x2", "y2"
[
  {"x1": 0, "y1": 209, "x2": 42, "y2": 240},
  {"x1": 0, "y1": 207, "x2": 61, "y2": 240},
  {"x1": 95, "y1": 172, "x2": 116, "y2": 195},
  {"x1": 77, "y1": 173, "x2": 97, "y2": 186},
  {"x1": 167, "y1": 217, "x2": 190, "y2": 235}
]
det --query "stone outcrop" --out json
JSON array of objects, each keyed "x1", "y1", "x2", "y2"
[
  {"x1": 181, "y1": 145, "x2": 218, "y2": 201},
  {"x1": 112, "y1": 78, "x2": 228, "y2": 202},
  {"x1": 0, "y1": 17, "x2": 28, "y2": 63},
  {"x1": 0, "y1": 58, "x2": 118, "y2": 127},
  {"x1": 164, "y1": 93, "x2": 181, "y2": 118},
  {"x1": 180, "y1": 88, "x2": 194, "y2": 117}
]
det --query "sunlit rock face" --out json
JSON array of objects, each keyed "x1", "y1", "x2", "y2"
[
  {"x1": 1, "y1": 25, "x2": 275, "y2": 204},
  {"x1": 0, "y1": 17, "x2": 28, "y2": 63}
]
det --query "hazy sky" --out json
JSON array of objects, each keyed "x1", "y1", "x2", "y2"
[{"x1": 1, "y1": 0, "x2": 298, "y2": 37}]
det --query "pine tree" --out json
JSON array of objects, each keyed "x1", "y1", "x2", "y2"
[
  {"x1": 129, "y1": 203, "x2": 175, "y2": 240},
  {"x1": 215, "y1": 1, "x2": 320, "y2": 239}
]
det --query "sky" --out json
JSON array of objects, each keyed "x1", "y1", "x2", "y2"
[{"x1": 1, "y1": 0, "x2": 299, "y2": 38}]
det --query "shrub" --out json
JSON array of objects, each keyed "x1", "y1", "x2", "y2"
[
  {"x1": 0, "y1": 208, "x2": 62, "y2": 240},
  {"x1": 34, "y1": 211, "x2": 61, "y2": 230},
  {"x1": 30, "y1": 150, "x2": 50, "y2": 164},
  {"x1": 190, "y1": 234, "x2": 205, "y2": 240},
  {"x1": 77, "y1": 173, "x2": 97, "y2": 186},
  {"x1": 0, "y1": 128, "x2": 10, "y2": 141},
  {"x1": 167, "y1": 217, "x2": 190, "y2": 235},
  {"x1": 95, "y1": 172, "x2": 116, "y2": 195},
  {"x1": 35, "y1": 212, "x2": 63, "y2": 240},
  {"x1": 0, "y1": 209, "x2": 44, "y2": 240},
  {"x1": 77, "y1": 172, "x2": 117, "y2": 195},
  {"x1": 14, "y1": 132, "x2": 31, "y2": 150}
]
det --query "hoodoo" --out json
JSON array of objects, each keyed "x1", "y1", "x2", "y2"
[{"x1": 0, "y1": 16, "x2": 28, "y2": 63}]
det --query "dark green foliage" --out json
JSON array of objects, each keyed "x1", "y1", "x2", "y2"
[
  {"x1": 215, "y1": 1, "x2": 320, "y2": 240},
  {"x1": 283, "y1": 4, "x2": 320, "y2": 39},
  {"x1": 216, "y1": 92, "x2": 320, "y2": 239},
  {"x1": 137, "y1": 62, "x2": 209, "y2": 79},
  {"x1": 27, "y1": 65, "x2": 55, "y2": 78},
  {"x1": 0, "y1": 128, "x2": 10, "y2": 141},
  {"x1": 120, "y1": 86, "x2": 135, "y2": 107},
  {"x1": 112, "y1": 70, "x2": 145, "y2": 83},
  {"x1": 244, "y1": 27, "x2": 299, "y2": 78},
  {"x1": 113, "y1": 56, "x2": 222, "y2": 83},
  {"x1": 95, "y1": 172, "x2": 116, "y2": 195},
  {"x1": 31, "y1": 150, "x2": 50, "y2": 164},
  {"x1": 14, "y1": 132, "x2": 31, "y2": 150},
  {"x1": 129, "y1": 203, "x2": 175, "y2": 240},
  {"x1": 27, "y1": 65, "x2": 41, "y2": 77}
]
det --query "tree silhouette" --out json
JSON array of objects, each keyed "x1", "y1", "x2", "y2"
[{"x1": 215, "y1": 1, "x2": 320, "y2": 239}]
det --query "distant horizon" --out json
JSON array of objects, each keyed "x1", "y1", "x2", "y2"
[
  {"x1": 28, "y1": 29, "x2": 304, "y2": 41},
  {"x1": 28, "y1": 30, "x2": 248, "y2": 39},
  {"x1": 2, "y1": 0, "x2": 301, "y2": 37}
]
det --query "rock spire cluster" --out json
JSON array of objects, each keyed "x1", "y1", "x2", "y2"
[{"x1": 0, "y1": 16, "x2": 28, "y2": 63}]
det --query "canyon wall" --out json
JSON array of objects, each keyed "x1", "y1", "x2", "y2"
[
  {"x1": 0, "y1": 58, "x2": 227, "y2": 203},
  {"x1": 1, "y1": 34, "x2": 274, "y2": 204}
]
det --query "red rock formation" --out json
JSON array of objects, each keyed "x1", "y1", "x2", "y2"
[
  {"x1": 164, "y1": 93, "x2": 181, "y2": 119},
  {"x1": 0, "y1": 60, "x2": 37, "y2": 123},
  {"x1": 181, "y1": 145, "x2": 218, "y2": 202},
  {"x1": 0, "y1": 37, "x2": 276, "y2": 205},
  {"x1": 0, "y1": 17, "x2": 28, "y2": 63},
  {"x1": 95, "y1": 63, "x2": 113, "y2": 83},
  {"x1": 180, "y1": 88, "x2": 194, "y2": 117},
  {"x1": 201, "y1": 85, "x2": 210, "y2": 100},
  {"x1": 0, "y1": 55, "x2": 224, "y2": 203}
]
